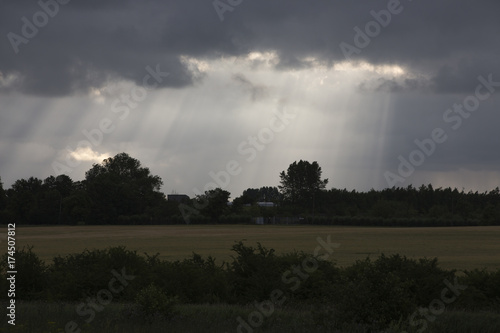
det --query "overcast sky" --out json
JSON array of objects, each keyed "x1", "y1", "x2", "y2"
[{"x1": 1, "y1": 0, "x2": 500, "y2": 199}]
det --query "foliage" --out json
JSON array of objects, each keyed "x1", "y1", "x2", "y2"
[
  {"x1": 48, "y1": 246, "x2": 146, "y2": 301},
  {"x1": 3, "y1": 302, "x2": 500, "y2": 333},
  {"x1": 85, "y1": 152, "x2": 165, "y2": 224},
  {"x1": 194, "y1": 187, "x2": 230, "y2": 222},
  {"x1": 279, "y1": 160, "x2": 328, "y2": 208},
  {"x1": 331, "y1": 258, "x2": 416, "y2": 329},
  {"x1": 1, "y1": 155, "x2": 500, "y2": 226},
  {"x1": 2, "y1": 244, "x2": 500, "y2": 331},
  {"x1": 5, "y1": 177, "x2": 44, "y2": 224},
  {"x1": 0, "y1": 176, "x2": 11, "y2": 223},
  {"x1": 151, "y1": 253, "x2": 231, "y2": 304},
  {"x1": 1, "y1": 246, "x2": 48, "y2": 300},
  {"x1": 228, "y1": 241, "x2": 285, "y2": 303},
  {"x1": 233, "y1": 186, "x2": 281, "y2": 205},
  {"x1": 327, "y1": 254, "x2": 454, "y2": 329},
  {"x1": 0, "y1": 176, "x2": 6, "y2": 210},
  {"x1": 133, "y1": 284, "x2": 178, "y2": 321},
  {"x1": 454, "y1": 269, "x2": 500, "y2": 311}
]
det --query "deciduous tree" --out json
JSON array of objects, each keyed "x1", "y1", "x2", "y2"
[
  {"x1": 196, "y1": 188, "x2": 230, "y2": 222},
  {"x1": 85, "y1": 152, "x2": 165, "y2": 223},
  {"x1": 279, "y1": 160, "x2": 328, "y2": 208},
  {"x1": 0, "y1": 177, "x2": 6, "y2": 211}
]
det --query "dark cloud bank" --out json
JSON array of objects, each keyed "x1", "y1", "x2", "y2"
[
  {"x1": 1, "y1": 0, "x2": 500, "y2": 192},
  {"x1": 1, "y1": 0, "x2": 499, "y2": 96}
]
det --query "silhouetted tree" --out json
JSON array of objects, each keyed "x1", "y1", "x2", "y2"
[
  {"x1": 62, "y1": 187, "x2": 91, "y2": 224},
  {"x1": 85, "y1": 152, "x2": 165, "y2": 224},
  {"x1": 3, "y1": 154, "x2": 500, "y2": 225},
  {"x1": 195, "y1": 188, "x2": 230, "y2": 222},
  {"x1": 258, "y1": 186, "x2": 281, "y2": 203},
  {"x1": 239, "y1": 188, "x2": 260, "y2": 205},
  {"x1": 279, "y1": 160, "x2": 328, "y2": 209},
  {"x1": 236, "y1": 186, "x2": 281, "y2": 205},
  {"x1": 6, "y1": 177, "x2": 44, "y2": 224},
  {"x1": 0, "y1": 177, "x2": 5, "y2": 211}
]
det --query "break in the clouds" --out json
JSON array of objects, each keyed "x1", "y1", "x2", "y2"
[{"x1": 1, "y1": 0, "x2": 500, "y2": 197}]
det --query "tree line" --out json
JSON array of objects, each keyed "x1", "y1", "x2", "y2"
[{"x1": 1, "y1": 152, "x2": 499, "y2": 225}]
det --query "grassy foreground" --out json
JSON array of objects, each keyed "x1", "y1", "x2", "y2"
[
  {"x1": 2, "y1": 301, "x2": 500, "y2": 333},
  {"x1": 3, "y1": 236, "x2": 500, "y2": 332},
  {"x1": 6, "y1": 225, "x2": 500, "y2": 270}
]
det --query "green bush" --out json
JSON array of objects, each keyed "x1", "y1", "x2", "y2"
[
  {"x1": 7, "y1": 244, "x2": 500, "y2": 331},
  {"x1": 229, "y1": 241, "x2": 294, "y2": 304},
  {"x1": 455, "y1": 269, "x2": 500, "y2": 311},
  {"x1": 133, "y1": 284, "x2": 178, "y2": 321},
  {"x1": 330, "y1": 258, "x2": 417, "y2": 329},
  {"x1": 47, "y1": 247, "x2": 147, "y2": 301},
  {"x1": 373, "y1": 254, "x2": 454, "y2": 306},
  {"x1": 156, "y1": 254, "x2": 231, "y2": 304},
  {"x1": 228, "y1": 241, "x2": 340, "y2": 304},
  {"x1": 0, "y1": 246, "x2": 48, "y2": 300},
  {"x1": 324, "y1": 254, "x2": 454, "y2": 330}
]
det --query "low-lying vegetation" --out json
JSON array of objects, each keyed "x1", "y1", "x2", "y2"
[{"x1": 2, "y1": 244, "x2": 500, "y2": 332}]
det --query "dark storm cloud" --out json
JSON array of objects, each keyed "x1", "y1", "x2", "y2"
[
  {"x1": 379, "y1": 92, "x2": 500, "y2": 181},
  {"x1": 1, "y1": 0, "x2": 500, "y2": 96}
]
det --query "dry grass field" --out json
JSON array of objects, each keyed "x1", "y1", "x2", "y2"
[{"x1": 4, "y1": 225, "x2": 500, "y2": 270}]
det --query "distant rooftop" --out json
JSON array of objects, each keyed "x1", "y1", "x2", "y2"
[
  {"x1": 257, "y1": 202, "x2": 275, "y2": 207},
  {"x1": 167, "y1": 194, "x2": 190, "y2": 202}
]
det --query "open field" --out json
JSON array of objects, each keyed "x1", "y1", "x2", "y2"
[{"x1": 4, "y1": 225, "x2": 500, "y2": 270}]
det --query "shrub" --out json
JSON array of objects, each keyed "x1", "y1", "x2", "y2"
[
  {"x1": 373, "y1": 254, "x2": 454, "y2": 306},
  {"x1": 229, "y1": 241, "x2": 291, "y2": 303},
  {"x1": 134, "y1": 284, "x2": 178, "y2": 321},
  {"x1": 156, "y1": 254, "x2": 231, "y2": 304},
  {"x1": 454, "y1": 269, "x2": 500, "y2": 311},
  {"x1": 9, "y1": 243, "x2": 500, "y2": 331},
  {"x1": 325, "y1": 254, "x2": 456, "y2": 330},
  {"x1": 331, "y1": 258, "x2": 417, "y2": 330},
  {"x1": 47, "y1": 247, "x2": 147, "y2": 301},
  {"x1": 228, "y1": 241, "x2": 340, "y2": 304},
  {"x1": 0, "y1": 246, "x2": 48, "y2": 300}
]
